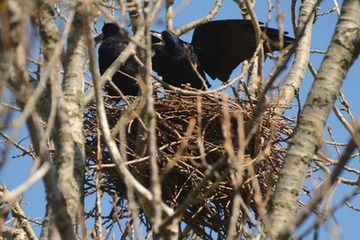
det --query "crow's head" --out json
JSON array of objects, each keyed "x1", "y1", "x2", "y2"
[
  {"x1": 95, "y1": 23, "x2": 125, "y2": 44},
  {"x1": 152, "y1": 30, "x2": 185, "y2": 54}
]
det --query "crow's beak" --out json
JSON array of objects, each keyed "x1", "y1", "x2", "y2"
[
  {"x1": 94, "y1": 32, "x2": 103, "y2": 44},
  {"x1": 151, "y1": 32, "x2": 165, "y2": 51},
  {"x1": 151, "y1": 31, "x2": 162, "y2": 41}
]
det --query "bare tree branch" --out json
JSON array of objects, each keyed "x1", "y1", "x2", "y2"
[{"x1": 275, "y1": 0, "x2": 319, "y2": 116}]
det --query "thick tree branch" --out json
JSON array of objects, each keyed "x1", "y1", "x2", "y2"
[
  {"x1": 267, "y1": 0, "x2": 360, "y2": 238},
  {"x1": 281, "y1": 124, "x2": 360, "y2": 238},
  {"x1": 26, "y1": 113, "x2": 76, "y2": 240},
  {"x1": 275, "y1": 0, "x2": 319, "y2": 116}
]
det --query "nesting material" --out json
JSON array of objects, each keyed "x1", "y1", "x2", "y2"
[{"x1": 84, "y1": 90, "x2": 294, "y2": 237}]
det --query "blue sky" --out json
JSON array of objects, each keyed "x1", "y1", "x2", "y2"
[{"x1": 1, "y1": 0, "x2": 359, "y2": 239}]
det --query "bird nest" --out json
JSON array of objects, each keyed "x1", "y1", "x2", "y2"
[{"x1": 84, "y1": 89, "x2": 295, "y2": 238}]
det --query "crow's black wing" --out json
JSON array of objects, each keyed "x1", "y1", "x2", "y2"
[{"x1": 192, "y1": 20, "x2": 294, "y2": 82}]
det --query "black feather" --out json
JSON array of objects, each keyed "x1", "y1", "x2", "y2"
[
  {"x1": 99, "y1": 20, "x2": 294, "y2": 93},
  {"x1": 152, "y1": 30, "x2": 211, "y2": 90},
  {"x1": 98, "y1": 23, "x2": 139, "y2": 97},
  {"x1": 192, "y1": 20, "x2": 294, "y2": 82}
]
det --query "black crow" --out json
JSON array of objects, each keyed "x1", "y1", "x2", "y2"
[
  {"x1": 192, "y1": 20, "x2": 294, "y2": 82},
  {"x1": 98, "y1": 23, "x2": 139, "y2": 97},
  {"x1": 151, "y1": 30, "x2": 211, "y2": 90},
  {"x1": 152, "y1": 20, "x2": 294, "y2": 88}
]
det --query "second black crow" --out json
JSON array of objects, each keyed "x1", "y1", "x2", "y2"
[{"x1": 152, "y1": 30, "x2": 211, "y2": 90}]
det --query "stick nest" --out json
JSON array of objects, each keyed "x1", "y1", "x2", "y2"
[{"x1": 84, "y1": 90, "x2": 295, "y2": 238}]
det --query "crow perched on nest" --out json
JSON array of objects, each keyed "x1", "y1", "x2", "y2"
[
  {"x1": 152, "y1": 20, "x2": 294, "y2": 89},
  {"x1": 98, "y1": 23, "x2": 140, "y2": 97},
  {"x1": 98, "y1": 20, "x2": 294, "y2": 94},
  {"x1": 151, "y1": 30, "x2": 212, "y2": 90}
]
